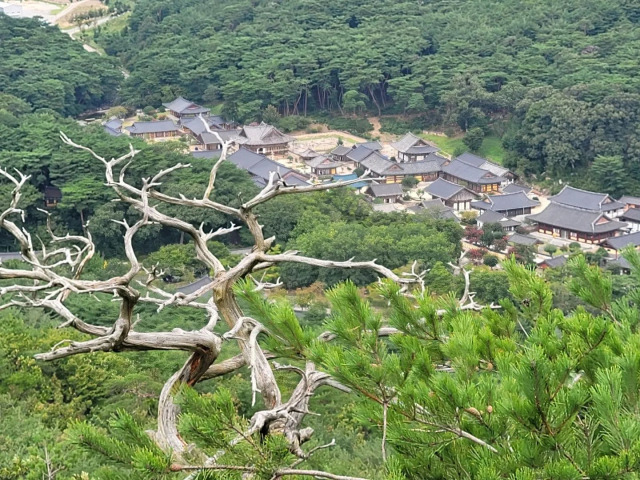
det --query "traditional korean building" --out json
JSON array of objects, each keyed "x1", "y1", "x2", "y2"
[
  {"x1": 619, "y1": 195, "x2": 640, "y2": 211},
  {"x1": 197, "y1": 130, "x2": 241, "y2": 150},
  {"x1": 235, "y1": 122, "x2": 293, "y2": 157},
  {"x1": 391, "y1": 132, "x2": 440, "y2": 162},
  {"x1": 125, "y1": 120, "x2": 181, "y2": 139},
  {"x1": 307, "y1": 155, "x2": 341, "y2": 176},
  {"x1": 527, "y1": 203, "x2": 626, "y2": 244},
  {"x1": 330, "y1": 145, "x2": 352, "y2": 162},
  {"x1": 455, "y1": 152, "x2": 517, "y2": 186},
  {"x1": 476, "y1": 210, "x2": 520, "y2": 232},
  {"x1": 367, "y1": 183, "x2": 404, "y2": 204},
  {"x1": 602, "y1": 231, "x2": 640, "y2": 257},
  {"x1": 424, "y1": 178, "x2": 479, "y2": 211},
  {"x1": 620, "y1": 208, "x2": 640, "y2": 232},
  {"x1": 102, "y1": 118, "x2": 123, "y2": 137},
  {"x1": 162, "y1": 97, "x2": 210, "y2": 119},
  {"x1": 441, "y1": 159, "x2": 504, "y2": 193},
  {"x1": 44, "y1": 185, "x2": 62, "y2": 208},
  {"x1": 228, "y1": 148, "x2": 308, "y2": 187},
  {"x1": 471, "y1": 191, "x2": 540, "y2": 217},
  {"x1": 549, "y1": 186, "x2": 625, "y2": 218},
  {"x1": 408, "y1": 199, "x2": 458, "y2": 221}
]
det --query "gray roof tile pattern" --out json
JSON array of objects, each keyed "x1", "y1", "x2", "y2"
[
  {"x1": 369, "y1": 183, "x2": 403, "y2": 197},
  {"x1": 620, "y1": 196, "x2": 640, "y2": 206},
  {"x1": 307, "y1": 155, "x2": 341, "y2": 169},
  {"x1": 540, "y1": 255, "x2": 568, "y2": 268},
  {"x1": 125, "y1": 120, "x2": 180, "y2": 134},
  {"x1": 603, "y1": 231, "x2": 640, "y2": 250},
  {"x1": 405, "y1": 145, "x2": 440, "y2": 155},
  {"x1": 527, "y1": 203, "x2": 626, "y2": 234},
  {"x1": 442, "y1": 159, "x2": 505, "y2": 184},
  {"x1": 550, "y1": 185, "x2": 625, "y2": 212},
  {"x1": 419, "y1": 199, "x2": 458, "y2": 220},
  {"x1": 455, "y1": 152, "x2": 486, "y2": 167},
  {"x1": 356, "y1": 141, "x2": 382, "y2": 151},
  {"x1": 331, "y1": 145, "x2": 352, "y2": 156},
  {"x1": 621, "y1": 209, "x2": 640, "y2": 222},
  {"x1": 607, "y1": 256, "x2": 632, "y2": 270},
  {"x1": 389, "y1": 160, "x2": 441, "y2": 175},
  {"x1": 425, "y1": 178, "x2": 467, "y2": 200},
  {"x1": 507, "y1": 233, "x2": 539, "y2": 246},
  {"x1": 228, "y1": 148, "x2": 308, "y2": 186},
  {"x1": 471, "y1": 191, "x2": 540, "y2": 212},
  {"x1": 182, "y1": 116, "x2": 229, "y2": 136},
  {"x1": 456, "y1": 152, "x2": 511, "y2": 177},
  {"x1": 477, "y1": 210, "x2": 507, "y2": 224},
  {"x1": 359, "y1": 151, "x2": 394, "y2": 173},
  {"x1": 390, "y1": 132, "x2": 438, "y2": 153},
  {"x1": 346, "y1": 145, "x2": 377, "y2": 162},
  {"x1": 237, "y1": 122, "x2": 293, "y2": 146},
  {"x1": 503, "y1": 184, "x2": 532, "y2": 194},
  {"x1": 103, "y1": 118, "x2": 122, "y2": 131},
  {"x1": 162, "y1": 97, "x2": 210, "y2": 115},
  {"x1": 200, "y1": 130, "x2": 241, "y2": 144}
]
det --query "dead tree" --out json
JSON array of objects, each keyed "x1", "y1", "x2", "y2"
[{"x1": 0, "y1": 128, "x2": 490, "y2": 478}]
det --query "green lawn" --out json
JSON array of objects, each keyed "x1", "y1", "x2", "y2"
[{"x1": 421, "y1": 133, "x2": 506, "y2": 164}]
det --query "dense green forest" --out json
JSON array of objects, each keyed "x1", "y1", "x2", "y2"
[{"x1": 0, "y1": 16, "x2": 121, "y2": 116}]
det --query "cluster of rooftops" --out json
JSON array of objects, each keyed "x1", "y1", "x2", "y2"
[{"x1": 100, "y1": 97, "x2": 640, "y2": 249}]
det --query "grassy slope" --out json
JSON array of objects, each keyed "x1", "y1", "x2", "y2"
[{"x1": 422, "y1": 133, "x2": 506, "y2": 164}]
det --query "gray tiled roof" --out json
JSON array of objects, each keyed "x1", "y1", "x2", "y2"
[
  {"x1": 237, "y1": 122, "x2": 292, "y2": 146},
  {"x1": 620, "y1": 196, "x2": 640, "y2": 206},
  {"x1": 200, "y1": 130, "x2": 241, "y2": 145},
  {"x1": 502, "y1": 183, "x2": 532, "y2": 194},
  {"x1": 360, "y1": 152, "x2": 394, "y2": 173},
  {"x1": 356, "y1": 141, "x2": 382, "y2": 151},
  {"x1": 425, "y1": 178, "x2": 467, "y2": 200},
  {"x1": 477, "y1": 210, "x2": 506, "y2": 224},
  {"x1": 455, "y1": 152, "x2": 486, "y2": 167},
  {"x1": 528, "y1": 203, "x2": 626, "y2": 234},
  {"x1": 346, "y1": 145, "x2": 376, "y2": 162},
  {"x1": 390, "y1": 132, "x2": 438, "y2": 154},
  {"x1": 228, "y1": 148, "x2": 308, "y2": 186},
  {"x1": 182, "y1": 116, "x2": 229, "y2": 136},
  {"x1": 442, "y1": 159, "x2": 505, "y2": 184},
  {"x1": 456, "y1": 152, "x2": 511, "y2": 177},
  {"x1": 307, "y1": 155, "x2": 341, "y2": 169},
  {"x1": 417, "y1": 199, "x2": 458, "y2": 220},
  {"x1": 392, "y1": 160, "x2": 441, "y2": 175},
  {"x1": 103, "y1": 118, "x2": 122, "y2": 131},
  {"x1": 471, "y1": 192, "x2": 540, "y2": 212},
  {"x1": 228, "y1": 148, "x2": 265, "y2": 169},
  {"x1": 296, "y1": 148, "x2": 319, "y2": 159},
  {"x1": 162, "y1": 97, "x2": 210, "y2": 115},
  {"x1": 331, "y1": 145, "x2": 351, "y2": 156},
  {"x1": 540, "y1": 255, "x2": 568, "y2": 268},
  {"x1": 405, "y1": 145, "x2": 440, "y2": 155},
  {"x1": 369, "y1": 183, "x2": 403, "y2": 198},
  {"x1": 603, "y1": 231, "x2": 640, "y2": 250},
  {"x1": 550, "y1": 186, "x2": 625, "y2": 212},
  {"x1": 508, "y1": 233, "x2": 539, "y2": 246},
  {"x1": 621, "y1": 209, "x2": 640, "y2": 222},
  {"x1": 126, "y1": 120, "x2": 179, "y2": 134}
]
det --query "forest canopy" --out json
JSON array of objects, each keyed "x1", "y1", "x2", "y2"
[
  {"x1": 99, "y1": 0, "x2": 640, "y2": 120},
  {"x1": 0, "y1": 16, "x2": 122, "y2": 116}
]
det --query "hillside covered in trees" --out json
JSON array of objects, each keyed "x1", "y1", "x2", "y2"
[
  {"x1": 0, "y1": 16, "x2": 121, "y2": 116},
  {"x1": 94, "y1": 0, "x2": 640, "y2": 182}
]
